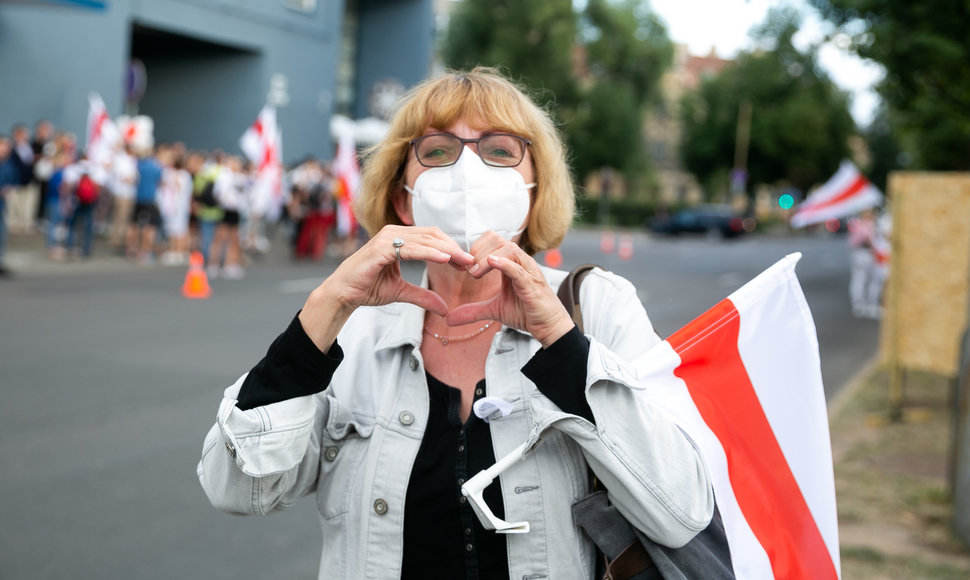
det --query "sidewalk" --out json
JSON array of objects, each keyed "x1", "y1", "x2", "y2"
[
  {"x1": 1, "y1": 227, "x2": 294, "y2": 277},
  {"x1": 831, "y1": 362, "x2": 970, "y2": 578},
  {"x1": 2, "y1": 229, "x2": 141, "y2": 276}
]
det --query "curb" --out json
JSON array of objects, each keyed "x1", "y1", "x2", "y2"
[{"x1": 828, "y1": 353, "x2": 881, "y2": 420}]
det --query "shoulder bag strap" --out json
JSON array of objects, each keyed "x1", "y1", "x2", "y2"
[{"x1": 556, "y1": 263, "x2": 600, "y2": 334}]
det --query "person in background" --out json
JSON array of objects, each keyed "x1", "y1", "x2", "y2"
[
  {"x1": 43, "y1": 150, "x2": 73, "y2": 260},
  {"x1": 292, "y1": 159, "x2": 336, "y2": 261},
  {"x1": 61, "y1": 154, "x2": 106, "y2": 260},
  {"x1": 0, "y1": 135, "x2": 18, "y2": 276},
  {"x1": 157, "y1": 145, "x2": 193, "y2": 265},
  {"x1": 127, "y1": 143, "x2": 163, "y2": 264},
  {"x1": 108, "y1": 143, "x2": 138, "y2": 252},
  {"x1": 7, "y1": 124, "x2": 36, "y2": 234},
  {"x1": 209, "y1": 155, "x2": 247, "y2": 279},
  {"x1": 197, "y1": 67, "x2": 713, "y2": 580},
  {"x1": 191, "y1": 151, "x2": 223, "y2": 266},
  {"x1": 847, "y1": 208, "x2": 884, "y2": 318},
  {"x1": 31, "y1": 120, "x2": 55, "y2": 226}
]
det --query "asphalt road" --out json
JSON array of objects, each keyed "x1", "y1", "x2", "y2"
[{"x1": 0, "y1": 228, "x2": 878, "y2": 579}]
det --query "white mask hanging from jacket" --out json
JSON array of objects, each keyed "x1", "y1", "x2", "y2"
[{"x1": 405, "y1": 147, "x2": 535, "y2": 252}]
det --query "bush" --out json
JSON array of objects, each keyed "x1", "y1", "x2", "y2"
[{"x1": 574, "y1": 194, "x2": 661, "y2": 227}]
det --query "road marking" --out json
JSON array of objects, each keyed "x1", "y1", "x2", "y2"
[{"x1": 279, "y1": 277, "x2": 322, "y2": 294}]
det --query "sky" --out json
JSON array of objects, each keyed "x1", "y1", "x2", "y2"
[{"x1": 648, "y1": 0, "x2": 885, "y2": 126}]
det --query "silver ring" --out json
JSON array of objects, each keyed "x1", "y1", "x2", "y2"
[{"x1": 393, "y1": 238, "x2": 405, "y2": 262}]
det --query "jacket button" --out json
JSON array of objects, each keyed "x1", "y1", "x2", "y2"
[
  {"x1": 408, "y1": 356, "x2": 418, "y2": 371},
  {"x1": 224, "y1": 442, "x2": 236, "y2": 458},
  {"x1": 324, "y1": 446, "x2": 339, "y2": 462},
  {"x1": 373, "y1": 499, "x2": 388, "y2": 515},
  {"x1": 399, "y1": 411, "x2": 414, "y2": 426}
]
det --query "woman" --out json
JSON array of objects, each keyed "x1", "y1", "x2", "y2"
[
  {"x1": 198, "y1": 67, "x2": 713, "y2": 579},
  {"x1": 209, "y1": 155, "x2": 248, "y2": 279}
]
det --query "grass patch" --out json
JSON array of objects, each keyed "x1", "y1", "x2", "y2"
[{"x1": 832, "y1": 366, "x2": 970, "y2": 578}]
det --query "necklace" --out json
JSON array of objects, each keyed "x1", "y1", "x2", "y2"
[{"x1": 424, "y1": 321, "x2": 495, "y2": 346}]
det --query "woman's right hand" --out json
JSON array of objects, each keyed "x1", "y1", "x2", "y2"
[{"x1": 298, "y1": 225, "x2": 475, "y2": 352}]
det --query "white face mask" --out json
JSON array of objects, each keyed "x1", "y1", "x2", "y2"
[{"x1": 404, "y1": 147, "x2": 535, "y2": 252}]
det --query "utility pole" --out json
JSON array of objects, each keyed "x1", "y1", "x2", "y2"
[{"x1": 731, "y1": 99, "x2": 752, "y2": 205}]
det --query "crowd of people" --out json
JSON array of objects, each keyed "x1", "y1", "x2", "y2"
[{"x1": 0, "y1": 120, "x2": 357, "y2": 278}]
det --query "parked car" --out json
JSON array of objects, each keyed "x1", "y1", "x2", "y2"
[{"x1": 647, "y1": 204, "x2": 749, "y2": 239}]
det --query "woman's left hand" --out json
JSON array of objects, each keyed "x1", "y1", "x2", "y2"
[{"x1": 446, "y1": 232, "x2": 575, "y2": 348}]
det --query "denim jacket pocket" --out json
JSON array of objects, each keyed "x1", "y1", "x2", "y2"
[{"x1": 317, "y1": 394, "x2": 374, "y2": 519}]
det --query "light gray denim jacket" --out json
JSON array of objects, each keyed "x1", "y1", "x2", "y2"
[{"x1": 197, "y1": 266, "x2": 714, "y2": 580}]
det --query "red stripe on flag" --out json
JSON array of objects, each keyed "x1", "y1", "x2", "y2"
[
  {"x1": 668, "y1": 299, "x2": 837, "y2": 579},
  {"x1": 802, "y1": 175, "x2": 868, "y2": 213}
]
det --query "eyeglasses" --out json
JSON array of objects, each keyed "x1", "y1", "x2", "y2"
[
  {"x1": 461, "y1": 441, "x2": 531, "y2": 534},
  {"x1": 409, "y1": 133, "x2": 531, "y2": 168}
]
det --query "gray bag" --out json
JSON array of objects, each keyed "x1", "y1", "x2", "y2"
[{"x1": 559, "y1": 264, "x2": 736, "y2": 580}]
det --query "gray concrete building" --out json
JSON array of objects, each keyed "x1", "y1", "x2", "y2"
[{"x1": 0, "y1": 0, "x2": 433, "y2": 162}]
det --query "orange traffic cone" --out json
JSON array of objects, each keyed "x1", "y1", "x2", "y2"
[
  {"x1": 544, "y1": 247, "x2": 563, "y2": 268},
  {"x1": 182, "y1": 251, "x2": 212, "y2": 299},
  {"x1": 618, "y1": 234, "x2": 634, "y2": 261},
  {"x1": 600, "y1": 230, "x2": 616, "y2": 254}
]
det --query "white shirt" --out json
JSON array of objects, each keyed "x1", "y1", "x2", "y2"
[{"x1": 111, "y1": 153, "x2": 138, "y2": 200}]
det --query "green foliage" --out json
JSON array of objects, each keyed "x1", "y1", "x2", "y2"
[
  {"x1": 580, "y1": 0, "x2": 671, "y2": 105},
  {"x1": 570, "y1": 0, "x2": 672, "y2": 186},
  {"x1": 680, "y1": 7, "x2": 855, "y2": 197},
  {"x1": 573, "y1": 192, "x2": 662, "y2": 227},
  {"x1": 810, "y1": 0, "x2": 970, "y2": 170},
  {"x1": 442, "y1": 0, "x2": 578, "y2": 111},
  {"x1": 862, "y1": 104, "x2": 904, "y2": 192},
  {"x1": 441, "y1": 0, "x2": 672, "y2": 186},
  {"x1": 569, "y1": 81, "x2": 643, "y2": 181}
]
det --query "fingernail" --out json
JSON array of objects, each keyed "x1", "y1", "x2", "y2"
[
  {"x1": 463, "y1": 252, "x2": 475, "y2": 261},
  {"x1": 438, "y1": 252, "x2": 451, "y2": 260},
  {"x1": 469, "y1": 263, "x2": 481, "y2": 275}
]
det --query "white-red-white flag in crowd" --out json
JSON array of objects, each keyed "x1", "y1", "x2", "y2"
[
  {"x1": 116, "y1": 115, "x2": 155, "y2": 151},
  {"x1": 332, "y1": 131, "x2": 360, "y2": 238},
  {"x1": 85, "y1": 92, "x2": 120, "y2": 165},
  {"x1": 240, "y1": 105, "x2": 284, "y2": 221},
  {"x1": 790, "y1": 160, "x2": 882, "y2": 228},
  {"x1": 634, "y1": 253, "x2": 840, "y2": 579}
]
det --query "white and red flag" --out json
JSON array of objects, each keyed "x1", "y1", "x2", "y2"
[
  {"x1": 85, "y1": 92, "x2": 120, "y2": 165},
  {"x1": 116, "y1": 115, "x2": 155, "y2": 151},
  {"x1": 240, "y1": 105, "x2": 284, "y2": 221},
  {"x1": 790, "y1": 160, "x2": 882, "y2": 228},
  {"x1": 332, "y1": 131, "x2": 360, "y2": 238},
  {"x1": 634, "y1": 253, "x2": 840, "y2": 579}
]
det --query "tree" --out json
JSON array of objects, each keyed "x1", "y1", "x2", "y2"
[
  {"x1": 680, "y1": 8, "x2": 856, "y2": 200},
  {"x1": 441, "y1": 0, "x2": 672, "y2": 186},
  {"x1": 810, "y1": 0, "x2": 970, "y2": 170},
  {"x1": 441, "y1": 0, "x2": 578, "y2": 112},
  {"x1": 862, "y1": 103, "x2": 905, "y2": 192},
  {"x1": 570, "y1": 0, "x2": 672, "y2": 183}
]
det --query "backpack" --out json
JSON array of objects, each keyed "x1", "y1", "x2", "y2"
[{"x1": 75, "y1": 174, "x2": 99, "y2": 205}]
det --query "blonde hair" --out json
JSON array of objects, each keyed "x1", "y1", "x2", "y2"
[{"x1": 354, "y1": 67, "x2": 575, "y2": 255}]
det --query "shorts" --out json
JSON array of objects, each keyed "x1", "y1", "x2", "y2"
[
  {"x1": 222, "y1": 209, "x2": 241, "y2": 226},
  {"x1": 131, "y1": 202, "x2": 162, "y2": 228}
]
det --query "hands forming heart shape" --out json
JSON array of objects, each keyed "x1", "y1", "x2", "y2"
[{"x1": 298, "y1": 225, "x2": 574, "y2": 353}]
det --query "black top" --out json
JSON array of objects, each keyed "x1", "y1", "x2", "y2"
[{"x1": 235, "y1": 314, "x2": 592, "y2": 580}]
